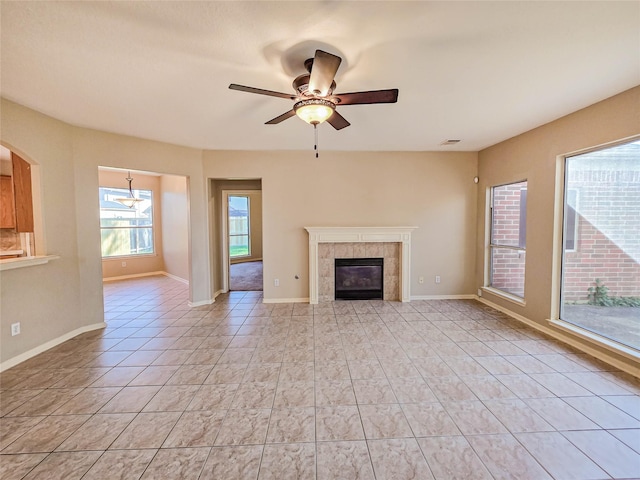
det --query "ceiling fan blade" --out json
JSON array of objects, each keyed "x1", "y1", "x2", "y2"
[
  {"x1": 265, "y1": 110, "x2": 296, "y2": 125},
  {"x1": 327, "y1": 111, "x2": 350, "y2": 130},
  {"x1": 308, "y1": 50, "x2": 342, "y2": 97},
  {"x1": 229, "y1": 84, "x2": 296, "y2": 100},
  {"x1": 334, "y1": 89, "x2": 399, "y2": 105}
]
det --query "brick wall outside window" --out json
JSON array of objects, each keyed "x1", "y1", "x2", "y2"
[
  {"x1": 562, "y1": 169, "x2": 640, "y2": 302},
  {"x1": 491, "y1": 181, "x2": 526, "y2": 297}
]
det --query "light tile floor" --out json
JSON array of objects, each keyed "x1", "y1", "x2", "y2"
[{"x1": 1, "y1": 275, "x2": 639, "y2": 479}]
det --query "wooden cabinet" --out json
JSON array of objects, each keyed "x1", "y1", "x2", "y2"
[
  {"x1": 0, "y1": 175, "x2": 16, "y2": 228},
  {"x1": 0, "y1": 153, "x2": 34, "y2": 232},
  {"x1": 12, "y1": 153, "x2": 34, "y2": 232}
]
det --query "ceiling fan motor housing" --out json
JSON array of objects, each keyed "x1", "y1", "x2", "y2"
[{"x1": 293, "y1": 73, "x2": 336, "y2": 97}]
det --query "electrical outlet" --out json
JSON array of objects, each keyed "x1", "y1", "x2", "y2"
[
  {"x1": 418, "y1": 276, "x2": 424, "y2": 284},
  {"x1": 121, "y1": 261, "x2": 127, "y2": 267},
  {"x1": 435, "y1": 275, "x2": 441, "y2": 284},
  {"x1": 274, "y1": 278, "x2": 280, "y2": 287},
  {"x1": 11, "y1": 323, "x2": 20, "y2": 336}
]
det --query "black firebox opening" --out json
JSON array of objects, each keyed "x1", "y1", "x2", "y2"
[{"x1": 335, "y1": 257, "x2": 384, "y2": 300}]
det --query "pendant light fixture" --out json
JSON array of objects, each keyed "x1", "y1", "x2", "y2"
[{"x1": 115, "y1": 171, "x2": 142, "y2": 208}]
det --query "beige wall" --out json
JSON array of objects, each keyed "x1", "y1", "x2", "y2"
[
  {"x1": 0, "y1": 100, "x2": 98, "y2": 365},
  {"x1": 161, "y1": 174, "x2": 189, "y2": 281},
  {"x1": 477, "y1": 86, "x2": 640, "y2": 367},
  {"x1": 1, "y1": 99, "x2": 209, "y2": 367},
  {"x1": 204, "y1": 150, "x2": 479, "y2": 301},
  {"x1": 99, "y1": 170, "x2": 164, "y2": 278},
  {"x1": 71, "y1": 125, "x2": 209, "y2": 303}
]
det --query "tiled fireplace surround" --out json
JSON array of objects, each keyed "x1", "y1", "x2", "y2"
[
  {"x1": 319, "y1": 242, "x2": 400, "y2": 302},
  {"x1": 305, "y1": 227, "x2": 416, "y2": 304}
]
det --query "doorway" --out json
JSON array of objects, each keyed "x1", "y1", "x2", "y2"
[
  {"x1": 221, "y1": 188, "x2": 263, "y2": 292},
  {"x1": 98, "y1": 167, "x2": 190, "y2": 283}
]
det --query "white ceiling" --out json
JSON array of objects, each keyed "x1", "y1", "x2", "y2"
[{"x1": 1, "y1": 1, "x2": 638, "y2": 152}]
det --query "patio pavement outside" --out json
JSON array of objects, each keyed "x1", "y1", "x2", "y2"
[{"x1": 562, "y1": 305, "x2": 640, "y2": 350}]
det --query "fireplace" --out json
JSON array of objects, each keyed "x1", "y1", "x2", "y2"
[
  {"x1": 335, "y1": 258, "x2": 384, "y2": 300},
  {"x1": 305, "y1": 226, "x2": 417, "y2": 304}
]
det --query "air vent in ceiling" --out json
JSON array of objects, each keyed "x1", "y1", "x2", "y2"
[{"x1": 441, "y1": 139, "x2": 461, "y2": 145}]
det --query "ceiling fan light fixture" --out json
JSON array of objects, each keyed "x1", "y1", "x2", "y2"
[{"x1": 294, "y1": 98, "x2": 335, "y2": 125}]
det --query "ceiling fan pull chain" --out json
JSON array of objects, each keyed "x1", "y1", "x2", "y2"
[{"x1": 314, "y1": 123, "x2": 319, "y2": 158}]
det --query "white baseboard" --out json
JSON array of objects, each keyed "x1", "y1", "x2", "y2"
[
  {"x1": 263, "y1": 297, "x2": 310, "y2": 304},
  {"x1": 1, "y1": 322, "x2": 106, "y2": 372},
  {"x1": 187, "y1": 289, "x2": 229, "y2": 307},
  {"x1": 103, "y1": 271, "x2": 165, "y2": 282},
  {"x1": 162, "y1": 272, "x2": 189, "y2": 285},
  {"x1": 411, "y1": 294, "x2": 477, "y2": 301},
  {"x1": 103, "y1": 271, "x2": 189, "y2": 284},
  {"x1": 188, "y1": 298, "x2": 214, "y2": 308},
  {"x1": 476, "y1": 296, "x2": 640, "y2": 378},
  {"x1": 272, "y1": 295, "x2": 476, "y2": 304}
]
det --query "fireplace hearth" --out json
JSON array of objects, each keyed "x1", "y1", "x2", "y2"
[{"x1": 335, "y1": 258, "x2": 384, "y2": 300}]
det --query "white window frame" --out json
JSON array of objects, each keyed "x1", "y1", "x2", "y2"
[
  {"x1": 563, "y1": 189, "x2": 579, "y2": 253},
  {"x1": 549, "y1": 135, "x2": 640, "y2": 362},
  {"x1": 228, "y1": 194, "x2": 251, "y2": 259},
  {"x1": 485, "y1": 179, "x2": 528, "y2": 304},
  {"x1": 99, "y1": 186, "x2": 155, "y2": 258}
]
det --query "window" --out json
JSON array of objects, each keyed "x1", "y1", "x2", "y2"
[
  {"x1": 560, "y1": 139, "x2": 640, "y2": 350},
  {"x1": 99, "y1": 187, "x2": 154, "y2": 257},
  {"x1": 489, "y1": 180, "x2": 527, "y2": 298},
  {"x1": 228, "y1": 195, "x2": 250, "y2": 258}
]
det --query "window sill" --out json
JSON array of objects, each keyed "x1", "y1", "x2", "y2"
[
  {"x1": 549, "y1": 318, "x2": 639, "y2": 362},
  {"x1": 102, "y1": 254, "x2": 157, "y2": 260},
  {"x1": 0, "y1": 255, "x2": 60, "y2": 271},
  {"x1": 481, "y1": 287, "x2": 526, "y2": 306}
]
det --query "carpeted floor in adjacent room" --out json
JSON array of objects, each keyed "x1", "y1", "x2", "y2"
[{"x1": 229, "y1": 260, "x2": 263, "y2": 291}]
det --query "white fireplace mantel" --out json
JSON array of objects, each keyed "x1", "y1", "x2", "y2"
[{"x1": 305, "y1": 226, "x2": 417, "y2": 304}]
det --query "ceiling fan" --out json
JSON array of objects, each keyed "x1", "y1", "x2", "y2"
[{"x1": 229, "y1": 49, "x2": 399, "y2": 131}]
